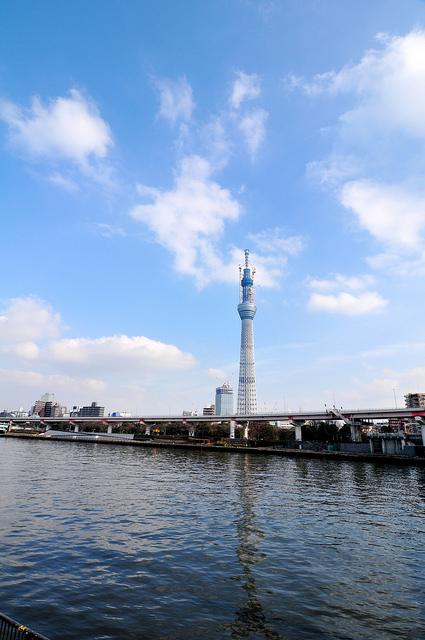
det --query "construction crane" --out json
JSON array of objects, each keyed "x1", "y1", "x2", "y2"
[
  {"x1": 264, "y1": 402, "x2": 278, "y2": 413},
  {"x1": 216, "y1": 373, "x2": 234, "y2": 388}
]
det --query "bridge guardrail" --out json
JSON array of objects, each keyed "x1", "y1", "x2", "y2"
[{"x1": 0, "y1": 612, "x2": 50, "y2": 640}]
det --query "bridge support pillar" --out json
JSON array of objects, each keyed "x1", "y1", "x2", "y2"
[
  {"x1": 145, "y1": 425, "x2": 151, "y2": 435},
  {"x1": 230, "y1": 419, "x2": 236, "y2": 439},
  {"x1": 73, "y1": 424, "x2": 79, "y2": 432},
  {"x1": 291, "y1": 420, "x2": 306, "y2": 449},
  {"x1": 350, "y1": 424, "x2": 362, "y2": 442},
  {"x1": 107, "y1": 425, "x2": 113, "y2": 434}
]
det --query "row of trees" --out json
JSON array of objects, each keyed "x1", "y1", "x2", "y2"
[
  {"x1": 302, "y1": 421, "x2": 353, "y2": 443},
  {"x1": 66, "y1": 420, "x2": 355, "y2": 443},
  {"x1": 73, "y1": 420, "x2": 288, "y2": 441}
]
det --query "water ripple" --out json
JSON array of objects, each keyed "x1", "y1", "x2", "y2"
[{"x1": 1, "y1": 439, "x2": 424, "y2": 639}]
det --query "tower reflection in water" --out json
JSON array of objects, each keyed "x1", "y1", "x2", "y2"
[{"x1": 221, "y1": 455, "x2": 286, "y2": 640}]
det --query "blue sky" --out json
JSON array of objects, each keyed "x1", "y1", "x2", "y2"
[{"x1": 2, "y1": 0, "x2": 425, "y2": 415}]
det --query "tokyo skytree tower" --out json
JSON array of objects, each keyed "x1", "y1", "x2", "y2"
[{"x1": 237, "y1": 249, "x2": 258, "y2": 415}]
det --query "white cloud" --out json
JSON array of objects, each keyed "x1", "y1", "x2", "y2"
[
  {"x1": 294, "y1": 29, "x2": 425, "y2": 136},
  {"x1": 230, "y1": 71, "x2": 261, "y2": 109},
  {"x1": 297, "y1": 29, "x2": 425, "y2": 272},
  {"x1": 0, "y1": 88, "x2": 113, "y2": 165},
  {"x1": 4, "y1": 342, "x2": 40, "y2": 360},
  {"x1": 0, "y1": 296, "x2": 196, "y2": 385},
  {"x1": 131, "y1": 156, "x2": 286, "y2": 288},
  {"x1": 0, "y1": 296, "x2": 64, "y2": 343},
  {"x1": 155, "y1": 76, "x2": 195, "y2": 125},
  {"x1": 328, "y1": 30, "x2": 425, "y2": 139},
  {"x1": 131, "y1": 155, "x2": 242, "y2": 287},
  {"x1": 44, "y1": 335, "x2": 195, "y2": 375},
  {"x1": 307, "y1": 273, "x2": 376, "y2": 292},
  {"x1": 341, "y1": 180, "x2": 425, "y2": 249},
  {"x1": 307, "y1": 291, "x2": 387, "y2": 315},
  {"x1": 239, "y1": 108, "x2": 268, "y2": 157},
  {"x1": 306, "y1": 273, "x2": 387, "y2": 315},
  {"x1": 127, "y1": 73, "x2": 273, "y2": 286}
]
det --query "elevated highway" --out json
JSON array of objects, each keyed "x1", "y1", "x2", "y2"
[{"x1": 3, "y1": 406, "x2": 424, "y2": 428}]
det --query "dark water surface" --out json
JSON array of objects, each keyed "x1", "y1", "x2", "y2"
[{"x1": 1, "y1": 438, "x2": 424, "y2": 640}]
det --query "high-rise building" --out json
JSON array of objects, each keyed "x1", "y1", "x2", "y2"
[
  {"x1": 405, "y1": 393, "x2": 425, "y2": 408},
  {"x1": 237, "y1": 249, "x2": 257, "y2": 414},
  {"x1": 31, "y1": 393, "x2": 63, "y2": 417},
  {"x1": 215, "y1": 384, "x2": 233, "y2": 415}
]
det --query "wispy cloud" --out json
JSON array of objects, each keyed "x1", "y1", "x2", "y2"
[
  {"x1": 248, "y1": 228, "x2": 305, "y2": 256},
  {"x1": 47, "y1": 172, "x2": 79, "y2": 192},
  {"x1": 306, "y1": 273, "x2": 377, "y2": 292},
  {"x1": 238, "y1": 108, "x2": 268, "y2": 157},
  {"x1": 154, "y1": 76, "x2": 195, "y2": 126},
  {"x1": 229, "y1": 71, "x2": 261, "y2": 109},
  {"x1": 129, "y1": 73, "x2": 275, "y2": 286},
  {"x1": 96, "y1": 223, "x2": 126, "y2": 238},
  {"x1": 306, "y1": 273, "x2": 387, "y2": 315},
  {"x1": 292, "y1": 29, "x2": 425, "y2": 274}
]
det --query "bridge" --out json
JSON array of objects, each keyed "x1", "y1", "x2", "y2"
[{"x1": 4, "y1": 406, "x2": 425, "y2": 442}]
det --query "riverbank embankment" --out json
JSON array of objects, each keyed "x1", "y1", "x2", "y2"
[{"x1": 2, "y1": 431, "x2": 425, "y2": 466}]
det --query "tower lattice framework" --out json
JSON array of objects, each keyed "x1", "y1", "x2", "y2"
[{"x1": 237, "y1": 249, "x2": 258, "y2": 415}]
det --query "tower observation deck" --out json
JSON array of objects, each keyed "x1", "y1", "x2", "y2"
[{"x1": 237, "y1": 249, "x2": 258, "y2": 414}]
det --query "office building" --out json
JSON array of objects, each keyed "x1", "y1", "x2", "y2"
[{"x1": 215, "y1": 384, "x2": 233, "y2": 415}]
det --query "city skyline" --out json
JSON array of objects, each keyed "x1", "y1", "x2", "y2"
[{"x1": 2, "y1": 2, "x2": 425, "y2": 415}]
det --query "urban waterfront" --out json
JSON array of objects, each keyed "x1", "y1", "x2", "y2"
[{"x1": 1, "y1": 439, "x2": 424, "y2": 640}]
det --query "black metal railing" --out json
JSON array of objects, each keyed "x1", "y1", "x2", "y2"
[{"x1": 0, "y1": 612, "x2": 50, "y2": 640}]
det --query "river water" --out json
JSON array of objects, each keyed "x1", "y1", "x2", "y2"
[{"x1": 0, "y1": 438, "x2": 424, "y2": 640}]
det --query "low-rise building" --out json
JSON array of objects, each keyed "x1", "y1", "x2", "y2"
[
  {"x1": 404, "y1": 392, "x2": 425, "y2": 433},
  {"x1": 203, "y1": 404, "x2": 215, "y2": 416},
  {"x1": 79, "y1": 402, "x2": 105, "y2": 418}
]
